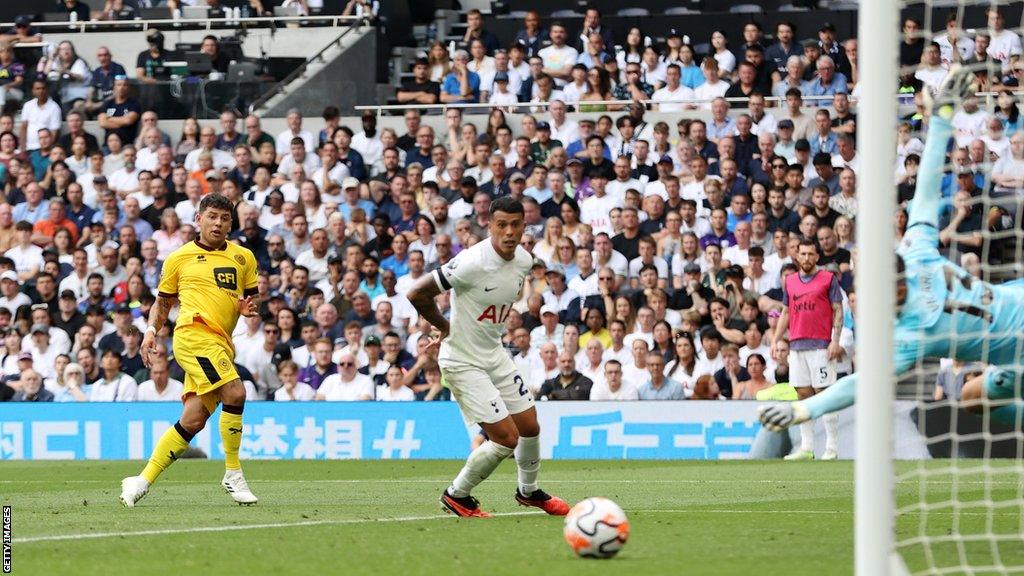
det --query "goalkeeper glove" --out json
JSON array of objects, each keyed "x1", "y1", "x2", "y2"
[{"x1": 757, "y1": 401, "x2": 811, "y2": 432}]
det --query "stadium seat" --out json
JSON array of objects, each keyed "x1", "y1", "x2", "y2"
[
  {"x1": 778, "y1": 4, "x2": 809, "y2": 12},
  {"x1": 729, "y1": 4, "x2": 764, "y2": 13},
  {"x1": 664, "y1": 6, "x2": 701, "y2": 14},
  {"x1": 550, "y1": 9, "x2": 583, "y2": 17},
  {"x1": 616, "y1": 7, "x2": 651, "y2": 16}
]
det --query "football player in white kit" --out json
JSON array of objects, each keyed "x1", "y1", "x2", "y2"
[{"x1": 408, "y1": 196, "x2": 571, "y2": 518}]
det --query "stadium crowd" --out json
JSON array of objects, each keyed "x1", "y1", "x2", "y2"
[{"x1": 0, "y1": 6, "x2": 1022, "y2": 404}]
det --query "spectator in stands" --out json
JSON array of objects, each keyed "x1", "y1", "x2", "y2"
[
  {"x1": 276, "y1": 108, "x2": 315, "y2": 159},
  {"x1": 441, "y1": 50, "x2": 480, "y2": 105},
  {"x1": 89, "y1": 348, "x2": 137, "y2": 402},
  {"x1": 462, "y1": 9, "x2": 499, "y2": 56},
  {"x1": 136, "y1": 30, "x2": 172, "y2": 84},
  {"x1": 514, "y1": 11, "x2": 547, "y2": 59},
  {"x1": 199, "y1": 35, "x2": 229, "y2": 75},
  {"x1": 20, "y1": 80, "x2": 62, "y2": 154},
  {"x1": 397, "y1": 58, "x2": 439, "y2": 105},
  {"x1": 98, "y1": 78, "x2": 141, "y2": 150},
  {"x1": 0, "y1": 42, "x2": 25, "y2": 111},
  {"x1": 538, "y1": 351, "x2": 592, "y2": 400},
  {"x1": 539, "y1": 23, "x2": 577, "y2": 86},
  {"x1": 11, "y1": 368, "x2": 51, "y2": 402},
  {"x1": 61, "y1": 0, "x2": 92, "y2": 21}
]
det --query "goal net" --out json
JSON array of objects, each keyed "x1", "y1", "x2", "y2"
[{"x1": 865, "y1": 1, "x2": 1024, "y2": 574}]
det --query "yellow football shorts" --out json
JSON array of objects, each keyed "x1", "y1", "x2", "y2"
[{"x1": 173, "y1": 322, "x2": 240, "y2": 414}]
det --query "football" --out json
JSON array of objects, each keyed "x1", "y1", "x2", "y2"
[{"x1": 563, "y1": 497, "x2": 630, "y2": 559}]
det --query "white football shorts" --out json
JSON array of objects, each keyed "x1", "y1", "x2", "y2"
[
  {"x1": 789, "y1": 348, "x2": 837, "y2": 389},
  {"x1": 441, "y1": 354, "x2": 534, "y2": 425}
]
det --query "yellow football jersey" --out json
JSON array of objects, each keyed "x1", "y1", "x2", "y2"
[{"x1": 158, "y1": 240, "x2": 258, "y2": 342}]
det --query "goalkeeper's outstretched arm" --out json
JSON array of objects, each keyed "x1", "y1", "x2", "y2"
[{"x1": 906, "y1": 114, "x2": 954, "y2": 231}]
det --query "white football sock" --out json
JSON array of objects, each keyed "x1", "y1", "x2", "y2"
[
  {"x1": 449, "y1": 441, "x2": 513, "y2": 498},
  {"x1": 799, "y1": 420, "x2": 815, "y2": 453},
  {"x1": 823, "y1": 412, "x2": 839, "y2": 453},
  {"x1": 514, "y1": 435, "x2": 541, "y2": 495}
]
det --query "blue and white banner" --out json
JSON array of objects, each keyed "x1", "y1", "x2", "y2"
[{"x1": 0, "y1": 401, "x2": 929, "y2": 461}]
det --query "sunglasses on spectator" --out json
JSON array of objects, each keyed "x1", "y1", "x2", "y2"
[
  {"x1": 338, "y1": 361, "x2": 354, "y2": 367},
  {"x1": 264, "y1": 328, "x2": 279, "y2": 334}
]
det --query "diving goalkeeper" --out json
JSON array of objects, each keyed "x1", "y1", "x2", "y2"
[{"x1": 760, "y1": 66, "x2": 1024, "y2": 433}]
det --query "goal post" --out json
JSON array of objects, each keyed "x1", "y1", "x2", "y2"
[{"x1": 855, "y1": 0, "x2": 900, "y2": 575}]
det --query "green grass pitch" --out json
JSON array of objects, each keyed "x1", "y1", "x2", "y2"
[{"x1": 4, "y1": 460, "x2": 1023, "y2": 575}]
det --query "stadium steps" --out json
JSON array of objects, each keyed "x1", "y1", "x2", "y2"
[{"x1": 252, "y1": 25, "x2": 377, "y2": 117}]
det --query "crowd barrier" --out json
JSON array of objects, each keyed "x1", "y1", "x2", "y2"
[{"x1": 0, "y1": 400, "x2": 946, "y2": 461}]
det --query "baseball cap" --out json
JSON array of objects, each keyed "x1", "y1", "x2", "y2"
[
  {"x1": 777, "y1": 119, "x2": 794, "y2": 130},
  {"x1": 115, "y1": 303, "x2": 132, "y2": 314},
  {"x1": 60, "y1": 290, "x2": 77, "y2": 300},
  {"x1": 545, "y1": 264, "x2": 567, "y2": 278},
  {"x1": 0, "y1": 270, "x2": 18, "y2": 283},
  {"x1": 342, "y1": 176, "x2": 360, "y2": 189},
  {"x1": 683, "y1": 263, "x2": 702, "y2": 274},
  {"x1": 17, "y1": 351, "x2": 31, "y2": 361},
  {"x1": 509, "y1": 171, "x2": 526, "y2": 182},
  {"x1": 658, "y1": 154, "x2": 674, "y2": 164},
  {"x1": 536, "y1": 121, "x2": 551, "y2": 131},
  {"x1": 92, "y1": 175, "x2": 108, "y2": 184},
  {"x1": 30, "y1": 323, "x2": 48, "y2": 335},
  {"x1": 794, "y1": 138, "x2": 811, "y2": 152},
  {"x1": 540, "y1": 304, "x2": 558, "y2": 317},
  {"x1": 820, "y1": 21, "x2": 836, "y2": 32},
  {"x1": 494, "y1": 71, "x2": 510, "y2": 83},
  {"x1": 205, "y1": 169, "x2": 222, "y2": 181},
  {"x1": 364, "y1": 335, "x2": 381, "y2": 346},
  {"x1": 566, "y1": 157, "x2": 583, "y2": 166}
]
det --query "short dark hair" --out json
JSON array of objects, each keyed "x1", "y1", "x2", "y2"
[
  {"x1": 490, "y1": 196, "x2": 524, "y2": 217},
  {"x1": 198, "y1": 193, "x2": 233, "y2": 214},
  {"x1": 797, "y1": 238, "x2": 819, "y2": 251}
]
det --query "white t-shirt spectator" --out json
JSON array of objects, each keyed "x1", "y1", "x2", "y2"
[
  {"x1": 489, "y1": 90, "x2": 519, "y2": 106},
  {"x1": 988, "y1": 29, "x2": 1023, "y2": 70},
  {"x1": 276, "y1": 130, "x2": 316, "y2": 156},
  {"x1": 693, "y1": 80, "x2": 730, "y2": 109},
  {"x1": 580, "y1": 193, "x2": 623, "y2": 236},
  {"x1": 5, "y1": 244, "x2": 43, "y2": 276},
  {"x1": 0, "y1": 292, "x2": 30, "y2": 314},
  {"x1": 376, "y1": 384, "x2": 416, "y2": 401},
  {"x1": 538, "y1": 45, "x2": 579, "y2": 86},
  {"x1": 951, "y1": 109, "x2": 990, "y2": 149},
  {"x1": 914, "y1": 66, "x2": 948, "y2": 94},
  {"x1": 935, "y1": 33, "x2": 974, "y2": 66},
  {"x1": 184, "y1": 147, "x2": 236, "y2": 172},
  {"x1": 89, "y1": 373, "x2": 138, "y2": 401},
  {"x1": 993, "y1": 154, "x2": 1024, "y2": 193},
  {"x1": 351, "y1": 132, "x2": 384, "y2": 169},
  {"x1": 277, "y1": 153, "x2": 321, "y2": 179},
  {"x1": 318, "y1": 372, "x2": 374, "y2": 400},
  {"x1": 21, "y1": 97, "x2": 62, "y2": 150},
  {"x1": 550, "y1": 119, "x2": 580, "y2": 147},
  {"x1": 590, "y1": 378, "x2": 639, "y2": 400},
  {"x1": 627, "y1": 257, "x2": 668, "y2": 280},
  {"x1": 607, "y1": 177, "x2": 643, "y2": 200},
  {"x1": 274, "y1": 383, "x2": 316, "y2": 401},
  {"x1": 136, "y1": 378, "x2": 185, "y2": 401},
  {"x1": 295, "y1": 249, "x2": 329, "y2": 283},
  {"x1": 651, "y1": 84, "x2": 695, "y2": 112}
]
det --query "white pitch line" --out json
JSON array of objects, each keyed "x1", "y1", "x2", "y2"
[
  {"x1": 14, "y1": 508, "x2": 1015, "y2": 544},
  {"x1": 3, "y1": 478, "x2": 1021, "y2": 485},
  {"x1": 13, "y1": 510, "x2": 545, "y2": 544}
]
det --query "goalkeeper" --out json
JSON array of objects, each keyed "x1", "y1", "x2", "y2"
[{"x1": 761, "y1": 66, "x2": 1024, "y2": 433}]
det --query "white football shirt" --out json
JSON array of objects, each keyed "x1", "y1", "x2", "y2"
[{"x1": 433, "y1": 240, "x2": 533, "y2": 368}]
